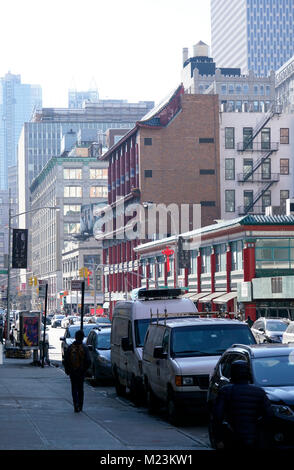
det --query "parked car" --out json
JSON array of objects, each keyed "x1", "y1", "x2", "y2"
[
  {"x1": 252, "y1": 317, "x2": 290, "y2": 344},
  {"x1": 51, "y1": 315, "x2": 66, "y2": 328},
  {"x1": 282, "y1": 321, "x2": 294, "y2": 344},
  {"x1": 111, "y1": 288, "x2": 198, "y2": 400},
  {"x1": 60, "y1": 323, "x2": 104, "y2": 361},
  {"x1": 61, "y1": 315, "x2": 79, "y2": 328},
  {"x1": 142, "y1": 317, "x2": 256, "y2": 424},
  {"x1": 207, "y1": 343, "x2": 294, "y2": 449},
  {"x1": 86, "y1": 327, "x2": 112, "y2": 383}
]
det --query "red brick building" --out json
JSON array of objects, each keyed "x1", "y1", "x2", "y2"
[{"x1": 96, "y1": 85, "x2": 221, "y2": 315}]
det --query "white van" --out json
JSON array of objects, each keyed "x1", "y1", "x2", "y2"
[{"x1": 110, "y1": 288, "x2": 197, "y2": 401}]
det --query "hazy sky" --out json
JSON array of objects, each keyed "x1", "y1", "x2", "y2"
[{"x1": 1, "y1": 0, "x2": 211, "y2": 108}]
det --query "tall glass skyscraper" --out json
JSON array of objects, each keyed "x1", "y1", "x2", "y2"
[
  {"x1": 211, "y1": 0, "x2": 294, "y2": 77},
  {"x1": 0, "y1": 72, "x2": 42, "y2": 189}
]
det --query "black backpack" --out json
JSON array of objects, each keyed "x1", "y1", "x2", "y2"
[{"x1": 69, "y1": 343, "x2": 85, "y2": 371}]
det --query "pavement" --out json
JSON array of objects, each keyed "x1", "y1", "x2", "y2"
[{"x1": 0, "y1": 349, "x2": 211, "y2": 452}]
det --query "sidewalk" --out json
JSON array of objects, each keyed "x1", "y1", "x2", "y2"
[{"x1": 0, "y1": 353, "x2": 211, "y2": 451}]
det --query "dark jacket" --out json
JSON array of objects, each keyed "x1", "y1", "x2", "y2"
[
  {"x1": 213, "y1": 361, "x2": 273, "y2": 447},
  {"x1": 64, "y1": 340, "x2": 91, "y2": 378}
]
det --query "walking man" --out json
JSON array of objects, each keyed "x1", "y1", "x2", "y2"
[
  {"x1": 64, "y1": 329, "x2": 91, "y2": 412},
  {"x1": 212, "y1": 360, "x2": 273, "y2": 449}
]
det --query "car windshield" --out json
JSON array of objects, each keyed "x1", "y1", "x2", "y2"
[
  {"x1": 170, "y1": 324, "x2": 256, "y2": 357},
  {"x1": 97, "y1": 331, "x2": 111, "y2": 350},
  {"x1": 252, "y1": 355, "x2": 294, "y2": 387},
  {"x1": 134, "y1": 315, "x2": 198, "y2": 347},
  {"x1": 266, "y1": 321, "x2": 288, "y2": 332},
  {"x1": 68, "y1": 324, "x2": 98, "y2": 338},
  {"x1": 96, "y1": 317, "x2": 110, "y2": 323}
]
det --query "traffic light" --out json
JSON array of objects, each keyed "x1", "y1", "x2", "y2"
[
  {"x1": 79, "y1": 267, "x2": 89, "y2": 278},
  {"x1": 29, "y1": 276, "x2": 37, "y2": 286}
]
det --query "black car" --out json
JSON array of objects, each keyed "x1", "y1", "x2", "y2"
[
  {"x1": 60, "y1": 323, "x2": 106, "y2": 362},
  {"x1": 251, "y1": 317, "x2": 290, "y2": 344},
  {"x1": 86, "y1": 327, "x2": 112, "y2": 383},
  {"x1": 207, "y1": 343, "x2": 294, "y2": 449}
]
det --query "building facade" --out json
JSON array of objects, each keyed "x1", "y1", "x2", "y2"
[
  {"x1": 97, "y1": 86, "x2": 221, "y2": 315},
  {"x1": 220, "y1": 110, "x2": 294, "y2": 219},
  {"x1": 211, "y1": 0, "x2": 294, "y2": 76},
  {"x1": 182, "y1": 42, "x2": 276, "y2": 112},
  {"x1": 135, "y1": 214, "x2": 294, "y2": 322},
  {"x1": 276, "y1": 54, "x2": 294, "y2": 113},
  {"x1": 68, "y1": 88, "x2": 99, "y2": 108},
  {"x1": 0, "y1": 72, "x2": 42, "y2": 189},
  {"x1": 29, "y1": 139, "x2": 108, "y2": 312}
]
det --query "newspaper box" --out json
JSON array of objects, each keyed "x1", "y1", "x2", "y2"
[{"x1": 17, "y1": 311, "x2": 41, "y2": 350}]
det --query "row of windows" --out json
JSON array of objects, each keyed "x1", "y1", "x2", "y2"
[
  {"x1": 225, "y1": 127, "x2": 289, "y2": 149},
  {"x1": 225, "y1": 158, "x2": 289, "y2": 180},
  {"x1": 220, "y1": 84, "x2": 271, "y2": 95},
  {"x1": 221, "y1": 100, "x2": 272, "y2": 113},
  {"x1": 225, "y1": 189, "x2": 289, "y2": 213},
  {"x1": 63, "y1": 168, "x2": 108, "y2": 179},
  {"x1": 63, "y1": 186, "x2": 108, "y2": 198}
]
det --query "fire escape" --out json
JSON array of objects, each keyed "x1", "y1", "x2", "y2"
[{"x1": 237, "y1": 105, "x2": 282, "y2": 215}]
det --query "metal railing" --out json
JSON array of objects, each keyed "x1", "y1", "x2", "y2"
[
  {"x1": 237, "y1": 172, "x2": 280, "y2": 183},
  {"x1": 237, "y1": 141, "x2": 279, "y2": 152}
]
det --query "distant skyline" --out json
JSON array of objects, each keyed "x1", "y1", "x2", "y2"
[{"x1": 1, "y1": 0, "x2": 211, "y2": 108}]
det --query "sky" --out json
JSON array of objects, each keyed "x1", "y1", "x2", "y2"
[{"x1": 0, "y1": 0, "x2": 211, "y2": 108}]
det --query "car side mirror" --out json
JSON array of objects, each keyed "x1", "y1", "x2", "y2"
[
  {"x1": 258, "y1": 327, "x2": 265, "y2": 332},
  {"x1": 153, "y1": 346, "x2": 167, "y2": 359},
  {"x1": 60, "y1": 337, "x2": 65, "y2": 341},
  {"x1": 121, "y1": 337, "x2": 133, "y2": 352}
]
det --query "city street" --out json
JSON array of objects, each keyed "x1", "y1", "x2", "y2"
[{"x1": 0, "y1": 326, "x2": 211, "y2": 452}]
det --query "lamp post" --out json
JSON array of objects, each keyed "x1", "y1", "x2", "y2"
[{"x1": 6, "y1": 203, "x2": 60, "y2": 346}]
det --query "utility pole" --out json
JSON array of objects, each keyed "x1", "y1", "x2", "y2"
[{"x1": 6, "y1": 189, "x2": 11, "y2": 344}]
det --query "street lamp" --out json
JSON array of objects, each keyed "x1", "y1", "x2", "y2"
[{"x1": 6, "y1": 200, "x2": 60, "y2": 346}]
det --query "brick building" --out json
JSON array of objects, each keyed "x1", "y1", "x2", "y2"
[{"x1": 96, "y1": 85, "x2": 221, "y2": 314}]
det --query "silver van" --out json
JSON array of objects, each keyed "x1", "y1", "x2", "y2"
[
  {"x1": 142, "y1": 317, "x2": 256, "y2": 423},
  {"x1": 110, "y1": 288, "x2": 198, "y2": 402}
]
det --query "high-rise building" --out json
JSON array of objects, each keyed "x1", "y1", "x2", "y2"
[
  {"x1": 68, "y1": 88, "x2": 99, "y2": 108},
  {"x1": 211, "y1": 0, "x2": 294, "y2": 76},
  {"x1": 0, "y1": 72, "x2": 42, "y2": 189}
]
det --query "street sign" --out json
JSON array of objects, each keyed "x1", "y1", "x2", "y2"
[
  {"x1": 71, "y1": 280, "x2": 83, "y2": 291},
  {"x1": 38, "y1": 280, "x2": 48, "y2": 298},
  {"x1": 0, "y1": 270, "x2": 7, "y2": 274}
]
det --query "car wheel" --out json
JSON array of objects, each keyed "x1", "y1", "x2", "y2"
[
  {"x1": 114, "y1": 369, "x2": 126, "y2": 397},
  {"x1": 146, "y1": 383, "x2": 159, "y2": 413},
  {"x1": 166, "y1": 392, "x2": 180, "y2": 425},
  {"x1": 208, "y1": 413, "x2": 217, "y2": 449}
]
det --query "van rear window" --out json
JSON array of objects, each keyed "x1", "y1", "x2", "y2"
[{"x1": 170, "y1": 324, "x2": 256, "y2": 358}]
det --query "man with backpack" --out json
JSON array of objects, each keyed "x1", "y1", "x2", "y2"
[{"x1": 64, "y1": 329, "x2": 91, "y2": 413}]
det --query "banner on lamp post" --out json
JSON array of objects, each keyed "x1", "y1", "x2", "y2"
[{"x1": 12, "y1": 229, "x2": 28, "y2": 269}]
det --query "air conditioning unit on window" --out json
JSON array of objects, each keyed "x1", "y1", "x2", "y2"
[{"x1": 286, "y1": 199, "x2": 294, "y2": 216}]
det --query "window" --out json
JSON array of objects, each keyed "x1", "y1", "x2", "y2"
[
  {"x1": 215, "y1": 244, "x2": 227, "y2": 272},
  {"x1": 244, "y1": 190, "x2": 253, "y2": 212},
  {"x1": 255, "y1": 238, "x2": 294, "y2": 270},
  {"x1": 261, "y1": 128, "x2": 271, "y2": 150},
  {"x1": 200, "y1": 201, "x2": 216, "y2": 207},
  {"x1": 144, "y1": 138, "x2": 152, "y2": 146},
  {"x1": 280, "y1": 159, "x2": 289, "y2": 175},
  {"x1": 243, "y1": 159, "x2": 253, "y2": 181},
  {"x1": 225, "y1": 159, "x2": 235, "y2": 180},
  {"x1": 64, "y1": 186, "x2": 82, "y2": 197},
  {"x1": 231, "y1": 240, "x2": 243, "y2": 271},
  {"x1": 63, "y1": 204, "x2": 81, "y2": 216},
  {"x1": 225, "y1": 127, "x2": 235, "y2": 149},
  {"x1": 225, "y1": 190, "x2": 235, "y2": 212},
  {"x1": 200, "y1": 169, "x2": 215, "y2": 175},
  {"x1": 144, "y1": 170, "x2": 153, "y2": 177},
  {"x1": 261, "y1": 159, "x2": 271, "y2": 180},
  {"x1": 262, "y1": 190, "x2": 271, "y2": 212},
  {"x1": 201, "y1": 246, "x2": 211, "y2": 274},
  {"x1": 280, "y1": 128, "x2": 289, "y2": 144},
  {"x1": 64, "y1": 222, "x2": 80, "y2": 234},
  {"x1": 280, "y1": 190, "x2": 289, "y2": 212},
  {"x1": 63, "y1": 168, "x2": 82, "y2": 179},
  {"x1": 243, "y1": 128, "x2": 253, "y2": 150},
  {"x1": 89, "y1": 168, "x2": 108, "y2": 179},
  {"x1": 199, "y1": 138, "x2": 214, "y2": 143},
  {"x1": 90, "y1": 186, "x2": 108, "y2": 198}
]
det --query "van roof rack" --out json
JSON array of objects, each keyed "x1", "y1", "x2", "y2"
[
  {"x1": 150, "y1": 308, "x2": 199, "y2": 325},
  {"x1": 137, "y1": 288, "x2": 184, "y2": 300}
]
